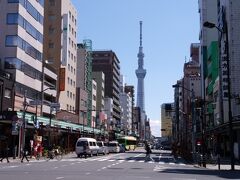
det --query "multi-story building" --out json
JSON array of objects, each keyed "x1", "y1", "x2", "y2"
[
  {"x1": 124, "y1": 85, "x2": 135, "y2": 133},
  {"x1": 0, "y1": 0, "x2": 57, "y2": 155},
  {"x1": 119, "y1": 75, "x2": 132, "y2": 135},
  {"x1": 92, "y1": 50, "x2": 121, "y2": 129},
  {"x1": 199, "y1": 0, "x2": 240, "y2": 164},
  {"x1": 92, "y1": 71, "x2": 106, "y2": 128},
  {"x1": 92, "y1": 79, "x2": 97, "y2": 129},
  {"x1": 43, "y1": 0, "x2": 77, "y2": 114},
  {"x1": 172, "y1": 43, "x2": 201, "y2": 160},
  {"x1": 161, "y1": 103, "x2": 173, "y2": 138},
  {"x1": 133, "y1": 107, "x2": 141, "y2": 138},
  {"x1": 76, "y1": 42, "x2": 89, "y2": 127}
]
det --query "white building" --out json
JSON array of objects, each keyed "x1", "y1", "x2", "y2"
[{"x1": 0, "y1": 0, "x2": 56, "y2": 114}]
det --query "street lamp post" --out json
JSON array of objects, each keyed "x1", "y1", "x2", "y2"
[
  {"x1": 20, "y1": 90, "x2": 27, "y2": 157},
  {"x1": 34, "y1": 87, "x2": 55, "y2": 129},
  {"x1": 203, "y1": 20, "x2": 235, "y2": 170},
  {"x1": 48, "y1": 94, "x2": 54, "y2": 149}
]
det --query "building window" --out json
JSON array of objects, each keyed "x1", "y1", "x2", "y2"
[
  {"x1": 49, "y1": 26, "x2": 55, "y2": 34},
  {"x1": 49, "y1": 15, "x2": 56, "y2": 21},
  {"x1": 49, "y1": 42, "x2": 54, "y2": 48},
  {"x1": 4, "y1": 88, "x2": 11, "y2": 98},
  {"x1": 49, "y1": 0, "x2": 55, "y2": 6},
  {"x1": 67, "y1": 91, "x2": 69, "y2": 97}
]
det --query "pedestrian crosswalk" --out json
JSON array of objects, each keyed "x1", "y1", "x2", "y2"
[{"x1": 59, "y1": 156, "x2": 187, "y2": 166}]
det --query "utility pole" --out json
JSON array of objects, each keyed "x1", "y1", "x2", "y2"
[{"x1": 19, "y1": 90, "x2": 27, "y2": 157}]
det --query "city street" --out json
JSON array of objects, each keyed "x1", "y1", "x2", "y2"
[{"x1": 0, "y1": 148, "x2": 239, "y2": 180}]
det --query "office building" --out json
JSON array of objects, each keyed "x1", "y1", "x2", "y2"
[
  {"x1": 43, "y1": 0, "x2": 77, "y2": 113},
  {"x1": 92, "y1": 50, "x2": 121, "y2": 128}
]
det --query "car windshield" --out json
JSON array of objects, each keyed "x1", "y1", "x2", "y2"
[
  {"x1": 109, "y1": 143, "x2": 118, "y2": 147},
  {"x1": 77, "y1": 141, "x2": 88, "y2": 146}
]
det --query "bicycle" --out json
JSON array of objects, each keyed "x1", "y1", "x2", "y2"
[{"x1": 44, "y1": 148, "x2": 63, "y2": 161}]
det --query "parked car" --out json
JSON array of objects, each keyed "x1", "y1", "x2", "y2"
[
  {"x1": 108, "y1": 141, "x2": 120, "y2": 153},
  {"x1": 75, "y1": 137, "x2": 99, "y2": 157},
  {"x1": 97, "y1": 141, "x2": 109, "y2": 155}
]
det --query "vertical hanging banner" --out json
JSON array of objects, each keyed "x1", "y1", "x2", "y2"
[{"x1": 59, "y1": 68, "x2": 66, "y2": 91}]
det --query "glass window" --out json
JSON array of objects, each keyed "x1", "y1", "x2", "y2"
[
  {"x1": 7, "y1": 13, "x2": 18, "y2": 24},
  {"x1": 49, "y1": 15, "x2": 56, "y2": 21},
  {"x1": 4, "y1": 57, "x2": 21, "y2": 69},
  {"x1": 5, "y1": 35, "x2": 19, "y2": 46},
  {"x1": 8, "y1": 0, "x2": 19, "y2": 3},
  {"x1": 49, "y1": 26, "x2": 55, "y2": 34},
  {"x1": 4, "y1": 89, "x2": 11, "y2": 98},
  {"x1": 49, "y1": 42, "x2": 54, "y2": 48},
  {"x1": 49, "y1": 0, "x2": 55, "y2": 6}
]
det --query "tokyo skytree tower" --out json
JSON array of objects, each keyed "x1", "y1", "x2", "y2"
[{"x1": 136, "y1": 21, "x2": 146, "y2": 112}]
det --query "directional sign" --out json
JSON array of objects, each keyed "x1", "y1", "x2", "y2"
[
  {"x1": 50, "y1": 103, "x2": 60, "y2": 108},
  {"x1": 29, "y1": 100, "x2": 42, "y2": 106}
]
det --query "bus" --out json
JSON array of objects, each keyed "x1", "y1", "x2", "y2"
[{"x1": 117, "y1": 136, "x2": 137, "y2": 151}]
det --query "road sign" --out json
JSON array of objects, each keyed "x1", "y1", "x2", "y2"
[
  {"x1": 29, "y1": 100, "x2": 42, "y2": 106},
  {"x1": 50, "y1": 103, "x2": 60, "y2": 108}
]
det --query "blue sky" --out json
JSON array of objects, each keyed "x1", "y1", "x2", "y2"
[{"x1": 72, "y1": 0, "x2": 200, "y2": 136}]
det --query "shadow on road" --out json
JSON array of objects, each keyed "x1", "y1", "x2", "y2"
[{"x1": 157, "y1": 168, "x2": 240, "y2": 179}]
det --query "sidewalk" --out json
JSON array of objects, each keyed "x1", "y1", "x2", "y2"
[
  {"x1": 194, "y1": 160, "x2": 240, "y2": 170},
  {"x1": 0, "y1": 152, "x2": 75, "y2": 163}
]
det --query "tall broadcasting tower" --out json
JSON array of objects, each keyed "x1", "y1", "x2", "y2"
[{"x1": 136, "y1": 21, "x2": 146, "y2": 112}]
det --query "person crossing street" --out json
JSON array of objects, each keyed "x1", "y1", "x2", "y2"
[
  {"x1": 21, "y1": 145, "x2": 30, "y2": 163},
  {"x1": 0, "y1": 140, "x2": 10, "y2": 163},
  {"x1": 144, "y1": 141, "x2": 153, "y2": 162}
]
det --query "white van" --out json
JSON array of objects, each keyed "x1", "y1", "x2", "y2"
[
  {"x1": 75, "y1": 137, "x2": 99, "y2": 157},
  {"x1": 108, "y1": 141, "x2": 120, "y2": 153},
  {"x1": 97, "y1": 141, "x2": 109, "y2": 155}
]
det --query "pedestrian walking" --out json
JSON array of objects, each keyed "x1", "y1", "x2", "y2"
[
  {"x1": 0, "y1": 141, "x2": 10, "y2": 163},
  {"x1": 83, "y1": 142, "x2": 87, "y2": 159},
  {"x1": 144, "y1": 141, "x2": 153, "y2": 162},
  {"x1": 21, "y1": 145, "x2": 29, "y2": 163}
]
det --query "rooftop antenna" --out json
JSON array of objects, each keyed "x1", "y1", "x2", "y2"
[{"x1": 140, "y1": 21, "x2": 142, "y2": 47}]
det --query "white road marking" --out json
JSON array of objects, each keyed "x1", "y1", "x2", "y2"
[
  {"x1": 56, "y1": 177, "x2": 64, "y2": 179},
  {"x1": 134, "y1": 153, "x2": 144, "y2": 157},
  {"x1": 9, "y1": 166, "x2": 18, "y2": 168}
]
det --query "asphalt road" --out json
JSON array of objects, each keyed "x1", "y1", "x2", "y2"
[{"x1": 0, "y1": 148, "x2": 239, "y2": 180}]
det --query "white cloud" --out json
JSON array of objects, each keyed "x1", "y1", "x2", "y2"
[{"x1": 150, "y1": 119, "x2": 161, "y2": 137}]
